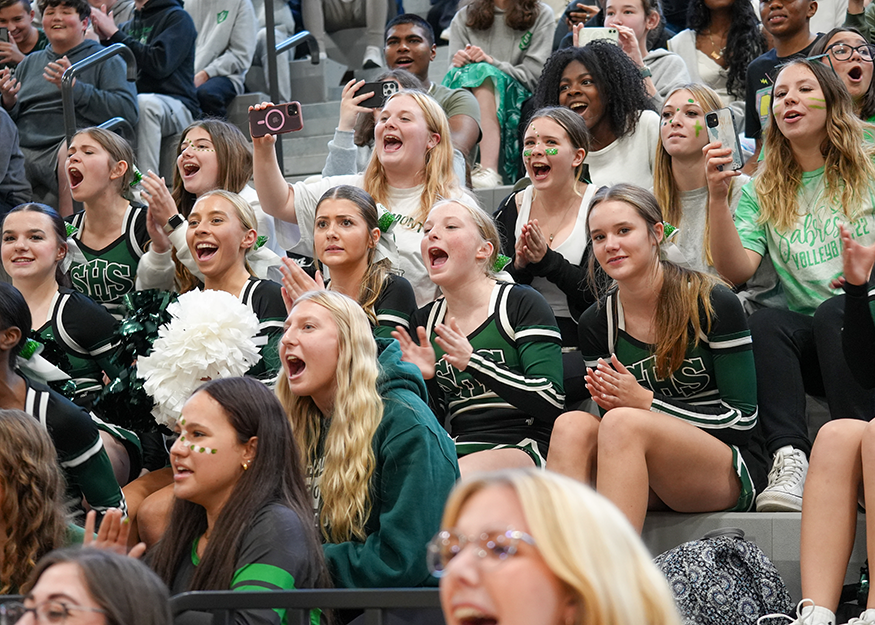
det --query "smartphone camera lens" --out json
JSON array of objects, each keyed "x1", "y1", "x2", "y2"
[
  {"x1": 265, "y1": 109, "x2": 285, "y2": 131},
  {"x1": 706, "y1": 114, "x2": 718, "y2": 128}
]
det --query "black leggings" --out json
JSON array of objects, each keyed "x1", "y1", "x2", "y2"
[{"x1": 749, "y1": 295, "x2": 875, "y2": 457}]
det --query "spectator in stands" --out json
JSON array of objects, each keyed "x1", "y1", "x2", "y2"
[
  {"x1": 602, "y1": 0, "x2": 689, "y2": 102},
  {"x1": 705, "y1": 59, "x2": 875, "y2": 512},
  {"x1": 0, "y1": 409, "x2": 71, "y2": 594},
  {"x1": 845, "y1": 0, "x2": 875, "y2": 44},
  {"x1": 384, "y1": 14, "x2": 481, "y2": 172},
  {"x1": 253, "y1": 90, "x2": 473, "y2": 307},
  {"x1": 278, "y1": 290, "x2": 459, "y2": 587},
  {"x1": 742, "y1": 0, "x2": 819, "y2": 174},
  {"x1": 0, "y1": 281, "x2": 127, "y2": 518},
  {"x1": 0, "y1": 107, "x2": 30, "y2": 213},
  {"x1": 87, "y1": 0, "x2": 135, "y2": 28},
  {"x1": 64, "y1": 127, "x2": 149, "y2": 319},
  {"x1": 443, "y1": 0, "x2": 555, "y2": 188},
  {"x1": 547, "y1": 184, "x2": 763, "y2": 532},
  {"x1": 433, "y1": 469, "x2": 684, "y2": 625},
  {"x1": 532, "y1": 41, "x2": 659, "y2": 188},
  {"x1": 90, "y1": 0, "x2": 199, "y2": 178},
  {"x1": 653, "y1": 83, "x2": 750, "y2": 273},
  {"x1": 811, "y1": 27, "x2": 875, "y2": 123},
  {"x1": 493, "y1": 106, "x2": 596, "y2": 407},
  {"x1": 667, "y1": 0, "x2": 765, "y2": 126},
  {"x1": 0, "y1": 0, "x2": 138, "y2": 216},
  {"x1": 301, "y1": 0, "x2": 390, "y2": 70},
  {"x1": 12, "y1": 548, "x2": 171, "y2": 625},
  {"x1": 279, "y1": 185, "x2": 418, "y2": 340},
  {"x1": 250, "y1": 0, "x2": 297, "y2": 102},
  {"x1": 0, "y1": 0, "x2": 48, "y2": 69},
  {"x1": 148, "y1": 377, "x2": 331, "y2": 620},
  {"x1": 393, "y1": 200, "x2": 564, "y2": 474},
  {"x1": 186, "y1": 0, "x2": 256, "y2": 119}
]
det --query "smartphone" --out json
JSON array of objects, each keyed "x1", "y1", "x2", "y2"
[
  {"x1": 575, "y1": 27, "x2": 618, "y2": 46},
  {"x1": 249, "y1": 102, "x2": 303, "y2": 138},
  {"x1": 706, "y1": 108, "x2": 743, "y2": 171},
  {"x1": 359, "y1": 80, "x2": 400, "y2": 109},
  {"x1": 0, "y1": 28, "x2": 8, "y2": 43}
]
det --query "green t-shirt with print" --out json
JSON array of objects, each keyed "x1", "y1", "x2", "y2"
[{"x1": 735, "y1": 168, "x2": 875, "y2": 315}]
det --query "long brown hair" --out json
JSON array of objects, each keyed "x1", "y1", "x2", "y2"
[
  {"x1": 0, "y1": 410, "x2": 68, "y2": 594},
  {"x1": 586, "y1": 184, "x2": 721, "y2": 378},
  {"x1": 758, "y1": 59, "x2": 875, "y2": 233},
  {"x1": 466, "y1": 0, "x2": 540, "y2": 31}
]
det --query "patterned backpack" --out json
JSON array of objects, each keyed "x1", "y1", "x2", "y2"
[{"x1": 653, "y1": 528, "x2": 793, "y2": 625}]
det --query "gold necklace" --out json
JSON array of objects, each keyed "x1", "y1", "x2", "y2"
[
  {"x1": 536, "y1": 194, "x2": 578, "y2": 247},
  {"x1": 706, "y1": 30, "x2": 725, "y2": 61}
]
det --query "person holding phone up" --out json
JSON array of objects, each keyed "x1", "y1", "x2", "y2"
[{"x1": 705, "y1": 59, "x2": 875, "y2": 513}]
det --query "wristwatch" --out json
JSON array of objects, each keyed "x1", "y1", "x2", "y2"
[
  {"x1": 639, "y1": 65, "x2": 652, "y2": 79},
  {"x1": 163, "y1": 214, "x2": 184, "y2": 234}
]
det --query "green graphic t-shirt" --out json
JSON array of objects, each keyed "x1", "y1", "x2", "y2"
[{"x1": 735, "y1": 168, "x2": 875, "y2": 315}]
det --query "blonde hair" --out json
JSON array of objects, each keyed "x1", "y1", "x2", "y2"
[
  {"x1": 653, "y1": 84, "x2": 730, "y2": 267},
  {"x1": 363, "y1": 90, "x2": 461, "y2": 224},
  {"x1": 441, "y1": 470, "x2": 683, "y2": 625},
  {"x1": 275, "y1": 291, "x2": 382, "y2": 542},
  {"x1": 189, "y1": 189, "x2": 257, "y2": 282},
  {"x1": 758, "y1": 59, "x2": 875, "y2": 233},
  {"x1": 428, "y1": 199, "x2": 500, "y2": 277}
]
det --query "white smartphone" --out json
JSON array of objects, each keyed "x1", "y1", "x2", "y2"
[
  {"x1": 705, "y1": 108, "x2": 743, "y2": 171},
  {"x1": 575, "y1": 27, "x2": 619, "y2": 46}
]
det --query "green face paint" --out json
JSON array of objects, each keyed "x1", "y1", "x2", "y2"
[
  {"x1": 523, "y1": 149, "x2": 532, "y2": 157},
  {"x1": 694, "y1": 119, "x2": 703, "y2": 137},
  {"x1": 688, "y1": 98, "x2": 694, "y2": 103},
  {"x1": 545, "y1": 147, "x2": 558, "y2": 155}
]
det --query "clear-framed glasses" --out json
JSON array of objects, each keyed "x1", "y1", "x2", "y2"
[
  {"x1": 426, "y1": 528, "x2": 536, "y2": 577},
  {"x1": 826, "y1": 42, "x2": 875, "y2": 62},
  {"x1": 0, "y1": 601, "x2": 106, "y2": 625}
]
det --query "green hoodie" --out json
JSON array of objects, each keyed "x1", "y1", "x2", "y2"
[{"x1": 323, "y1": 338, "x2": 460, "y2": 588}]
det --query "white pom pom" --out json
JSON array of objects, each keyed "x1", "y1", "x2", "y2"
[{"x1": 137, "y1": 290, "x2": 263, "y2": 427}]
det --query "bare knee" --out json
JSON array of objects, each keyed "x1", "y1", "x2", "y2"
[
  {"x1": 550, "y1": 410, "x2": 599, "y2": 452},
  {"x1": 598, "y1": 407, "x2": 649, "y2": 446},
  {"x1": 814, "y1": 419, "x2": 866, "y2": 457}
]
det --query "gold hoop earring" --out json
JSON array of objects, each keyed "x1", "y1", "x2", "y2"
[{"x1": 242, "y1": 462, "x2": 249, "y2": 471}]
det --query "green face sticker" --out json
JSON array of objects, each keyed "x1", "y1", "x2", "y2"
[
  {"x1": 688, "y1": 98, "x2": 694, "y2": 103},
  {"x1": 694, "y1": 119, "x2": 703, "y2": 137},
  {"x1": 545, "y1": 147, "x2": 558, "y2": 155},
  {"x1": 523, "y1": 149, "x2": 532, "y2": 157}
]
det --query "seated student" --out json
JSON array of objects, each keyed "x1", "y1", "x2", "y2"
[
  {"x1": 0, "y1": 282, "x2": 126, "y2": 518},
  {"x1": 136, "y1": 119, "x2": 281, "y2": 292},
  {"x1": 393, "y1": 200, "x2": 565, "y2": 475},
  {"x1": 532, "y1": 41, "x2": 659, "y2": 188},
  {"x1": 493, "y1": 106, "x2": 596, "y2": 406},
  {"x1": 811, "y1": 27, "x2": 875, "y2": 123},
  {"x1": 602, "y1": 0, "x2": 690, "y2": 103},
  {"x1": 16, "y1": 548, "x2": 172, "y2": 625},
  {"x1": 301, "y1": 0, "x2": 390, "y2": 70},
  {"x1": 146, "y1": 377, "x2": 332, "y2": 623},
  {"x1": 64, "y1": 127, "x2": 149, "y2": 319},
  {"x1": 780, "y1": 228, "x2": 875, "y2": 625},
  {"x1": 186, "y1": 0, "x2": 256, "y2": 119},
  {"x1": 0, "y1": 0, "x2": 48, "y2": 69},
  {"x1": 742, "y1": 0, "x2": 819, "y2": 174},
  {"x1": 443, "y1": 0, "x2": 555, "y2": 187},
  {"x1": 278, "y1": 290, "x2": 459, "y2": 587},
  {"x1": 280, "y1": 185, "x2": 417, "y2": 339},
  {"x1": 0, "y1": 0, "x2": 138, "y2": 216},
  {"x1": 0, "y1": 409, "x2": 73, "y2": 594},
  {"x1": 548, "y1": 184, "x2": 764, "y2": 533},
  {"x1": 667, "y1": 0, "x2": 765, "y2": 125},
  {"x1": 253, "y1": 90, "x2": 472, "y2": 307},
  {"x1": 705, "y1": 59, "x2": 875, "y2": 512},
  {"x1": 0, "y1": 107, "x2": 30, "y2": 214},
  {"x1": 383, "y1": 14, "x2": 482, "y2": 168},
  {"x1": 90, "y1": 0, "x2": 199, "y2": 177}
]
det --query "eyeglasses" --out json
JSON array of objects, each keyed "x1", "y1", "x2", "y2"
[
  {"x1": 0, "y1": 601, "x2": 107, "y2": 625},
  {"x1": 826, "y1": 42, "x2": 875, "y2": 62},
  {"x1": 426, "y1": 528, "x2": 536, "y2": 577}
]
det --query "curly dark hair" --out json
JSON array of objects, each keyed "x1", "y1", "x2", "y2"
[
  {"x1": 466, "y1": 0, "x2": 541, "y2": 31},
  {"x1": 532, "y1": 41, "x2": 655, "y2": 141},
  {"x1": 687, "y1": 0, "x2": 766, "y2": 100}
]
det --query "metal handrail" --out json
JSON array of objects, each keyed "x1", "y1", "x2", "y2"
[
  {"x1": 170, "y1": 588, "x2": 443, "y2": 625},
  {"x1": 61, "y1": 43, "x2": 137, "y2": 150},
  {"x1": 97, "y1": 116, "x2": 134, "y2": 140}
]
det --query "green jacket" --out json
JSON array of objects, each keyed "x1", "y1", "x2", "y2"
[{"x1": 323, "y1": 338, "x2": 460, "y2": 588}]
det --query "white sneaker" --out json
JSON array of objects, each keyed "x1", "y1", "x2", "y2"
[
  {"x1": 759, "y1": 599, "x2": 835, "y2": 625},
  {"x1": 756, "y1": 445, "x2": 808, "y2": 512},
  {"x1": 471, "y1": 165, "x2": 502, "y2": 189},
  {"x1": 846, "y1": 609, "x2": 875, "y2": 624},
  {"x1": 363, "y1": 45, "x2": 384, "y2": 69}
]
